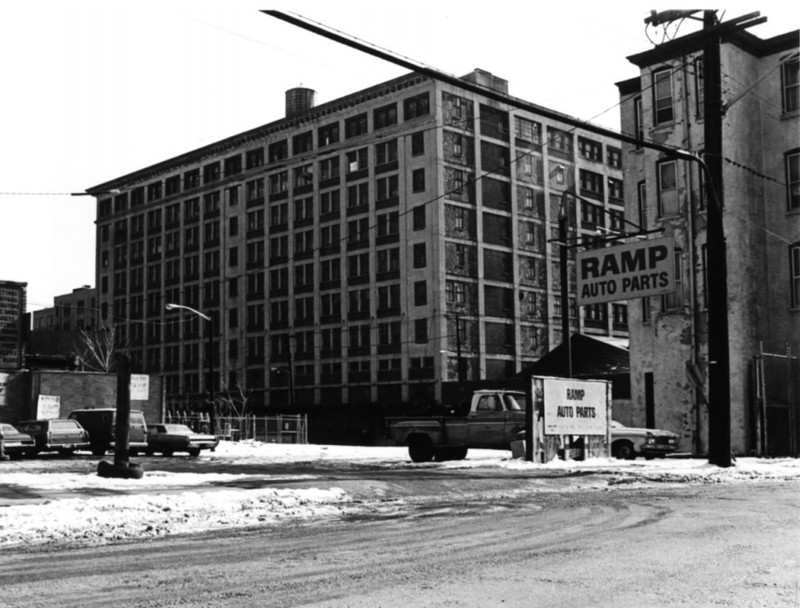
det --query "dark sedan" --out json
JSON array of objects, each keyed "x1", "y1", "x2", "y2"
[
  {"x1": 0, "y1": 423, "x2": 36, "y2": 458},
  {"x1": 146, "y1": 424, "x2": 218, "y2": 457}
]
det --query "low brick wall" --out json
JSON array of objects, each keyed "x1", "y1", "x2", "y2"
[{"x1": 0, "y1": 370, "x2": 162, "y2": 424}]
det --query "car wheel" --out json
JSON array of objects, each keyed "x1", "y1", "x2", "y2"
[
  {"x1": 145, "y1": 449, "x2": 154, "y2": 457},
  {"x1": 130, "y1": 448, "x2": 138, "y2": 457},
  {"x1": 92, "y1": 446, "x2": 106, "y2": 456},
  {"x1": 188, "y1": 448, "x2": 201, "y2": 457},
  {"x1": 162, "y1": 449, "x2": 174, "y2": 457},
  {"x1": 408, "y1": 436, "x2": 435, "y2": 463},
  {"x1": 59, "y1": 448, "x2": 75, "y2": 457},
  {"x1": 614, "y1": 441, "x2": 636, "y2": 460}
]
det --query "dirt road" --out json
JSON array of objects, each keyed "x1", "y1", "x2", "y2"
[{"x1": 1, "y1": 481, "x2": 797, "y2": 607}]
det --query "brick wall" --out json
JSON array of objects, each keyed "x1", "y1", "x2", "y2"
[{"x1": 0, "y1": 370, "x2": 162, "y2": 424}]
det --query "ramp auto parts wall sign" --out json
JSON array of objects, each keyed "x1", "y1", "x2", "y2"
[
  {"x1": 542, "y1": 377, "x2": 608, "y2": 435},
  {"x1": 576, "y1": 237, "x2": 675, "y2": 305}
]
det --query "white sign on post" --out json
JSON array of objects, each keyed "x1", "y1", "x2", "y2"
[
  {"x1": 576, "y1": 237, "x2": 675, "y2": 305},
  {"x1": 0, "y1": 372, "x2": 8, "y2": 406},
  {"x1": 543, "y1": 378, "x2": 608, "y2": 435},
  {"x1": 130, "y1": 374, "x2": 150, "y2": 401},
  {"x1": 36, "y1": 395, "x2": 61, "y2": 420}
]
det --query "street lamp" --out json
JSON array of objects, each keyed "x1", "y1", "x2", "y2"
[{"x1": 165, "y1": 303, "x2": 216, "y2": 434}]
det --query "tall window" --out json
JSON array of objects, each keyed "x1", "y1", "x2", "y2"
[
  {"x1": 578, "y1": 137, "x2": 603, "y2": 162},
  {"x1": 657, "y1": 160, "x2": 679, "y2": 217},
  {"x1": 412, "y1": 169, "x2": 426, "y2": 193},
  {"x1": 662, "y1": 248, "x2": 683, "y2": 311},
  {"x1": 346, "y1": 148, "x2": 368, "y2": 174},
  {"x1": 653, "y1": 68, "x2": 674, "y2": 124},
  {"x1": 318, "y1": 122, "x2": 339, "y2": 147},
  {"x1": 514, "y1": 117, "x2": 541, "y2": 145},
  {"x1": 694, "y1": 57, "x2": 705, "y2": 116},
  {"x1": 345, "y1": 114, "x2": 368, "y2": 139},
  {"x1": 376, "y1": 140, "x2": 398, "y2": 166},
  {"x1": 404, "y1": 93, "x2": 430, "y2": 120},
  {"x1": 791, "y1": 243, "x2": 800, "y2": 308},
  {"x1": 445, "y1": 281, "x2": 466, "y2": 305},
  {"x1": 782, "y1": 55, "x2": 799, "y2": 114},
  {"x1": 374, "y1": 103, "x2": 398, "y2": 129},
  {"x1": 579, "y1": 169, "x2": 604, "y2": 201},
  {"x1": 787, "y1": 150, "x2": 800, "y2": 210},
  {"x1": 411, "y1": 131, "x2": 424, "y2": 156},
  {"x1": 413, "y1": 206, "x2": 426, "y2": 230},
  {"x1": 637, "y1": 181, "x2": 648, "y2": 230},
  {"x1": 608, "y1": 177, "x2": 624, "y2": 202},
  {"x1": 634, "y1": 96, "x2": 643, "y2": 146}
]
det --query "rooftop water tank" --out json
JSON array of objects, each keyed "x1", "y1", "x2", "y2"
[{"x1": 286, "y1": 87, "x2": 316, "y2": 117}]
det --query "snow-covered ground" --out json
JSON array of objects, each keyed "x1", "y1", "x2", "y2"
[{"x1": 2, "y1": 441, "x2": 799, "y2": 548}]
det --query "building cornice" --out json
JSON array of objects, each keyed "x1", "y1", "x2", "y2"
[
  {"x1": 626, "y1": 27, "x2": 798, "y2": 68},
  {"x1": 87, "y1": 72, "x2": 429, "y2": 194}
]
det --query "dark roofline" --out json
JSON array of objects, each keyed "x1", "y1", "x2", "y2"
[
  {"x1": 626, "y1": 26, "x2": 799, "y2": 68},
  {"x1": 87, "y1": 71, "x2": 429, "y2": 193},
  {"x1": 615, "y1": 76, "x2": 641, "y2": 96}
]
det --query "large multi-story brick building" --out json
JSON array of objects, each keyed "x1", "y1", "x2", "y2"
[
  {"x1": 88, "y1": 68, "x2": 626, "y2": 412},
  {"x1": 616, "y1": 15, "x2": 799, "y2": 455}
]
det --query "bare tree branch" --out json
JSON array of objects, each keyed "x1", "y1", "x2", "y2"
[{"x1": 74, "y1": 326, "x2": 130, "y2": 372}]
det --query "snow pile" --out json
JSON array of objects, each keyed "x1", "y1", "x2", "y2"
[
  {"x1": 0, "y1": 487, "x2": 349, "y2": 547},
  {"x1": 1, "y1": 441, "x2": 799, "y2": 548}
]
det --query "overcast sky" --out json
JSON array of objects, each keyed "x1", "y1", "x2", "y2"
[{"x1": 0, "y1": 0, "x2": 795, "y2": 312}]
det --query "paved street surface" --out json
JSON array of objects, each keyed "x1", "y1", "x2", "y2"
[{"x1": 0, "y1": 451, "x2": 798, "y2": 607}]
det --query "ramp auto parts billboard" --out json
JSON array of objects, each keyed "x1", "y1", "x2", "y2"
[
  {"x1": 542, "y1": 377, "x2": 609, "y2": 435},
  {"x1": 576, "y1": 237, "x2": 675, "y2": 305}
]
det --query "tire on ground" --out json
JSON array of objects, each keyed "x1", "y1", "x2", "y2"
[
  {"x1": 613, "y1": 441, "x2": 636, "y2": 460},
  {"x1": 408, "y1": 435, "x2": 435, "y2": 463}
]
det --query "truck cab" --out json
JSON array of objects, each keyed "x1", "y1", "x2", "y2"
[{"x1": 467, "y1": 391, "x2": 527, "y2": 448}]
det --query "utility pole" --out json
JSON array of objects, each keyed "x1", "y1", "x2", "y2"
[
  {"x1": 287, "y1": 334, "x2": 296, "y2": 410},
  {"x1": 206, "y1": 313, "x2": 216, "y2": 435},
  {"x1": 703, "y1": 10, "x2": 732, "y2": 467},
  {"x1": 559, "y1": 193, "x2": 573, "y2": 379},
  {"x1": 455, "y1": 310, "x2": 466, "y2": 383}
]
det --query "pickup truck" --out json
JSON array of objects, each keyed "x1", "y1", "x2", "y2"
[{"x1": 386, "y1": 390, "x2": 528, "y2": 462}]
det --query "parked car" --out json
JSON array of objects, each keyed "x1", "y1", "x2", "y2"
[
  {"x1": 68, "y1": 408, "x2": 148, "y2": 456},
  {"x1": 610, "y1": 420, "x2": 679, "y2": 459},
  {"x1": 0, "y1": 423, "x2": 36, "y2": 458},
  {"x1": 146, "y1": 424, "x2": 218, "y2": 457},
  {"x1": 15, "y1": 419, "x2": 90, "y2": 456}
]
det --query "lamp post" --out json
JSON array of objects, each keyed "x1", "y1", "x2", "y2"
[{"x1": 165, "y1": 303, "x2": 215, "y2": 435}]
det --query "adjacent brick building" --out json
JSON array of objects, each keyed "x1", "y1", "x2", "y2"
[
  {"x1": 31, "y1": 285, "x2": 97, "y2": 332},
  {"x1": 616, "y1": 18, "x2": 799, "y2": 455}
]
